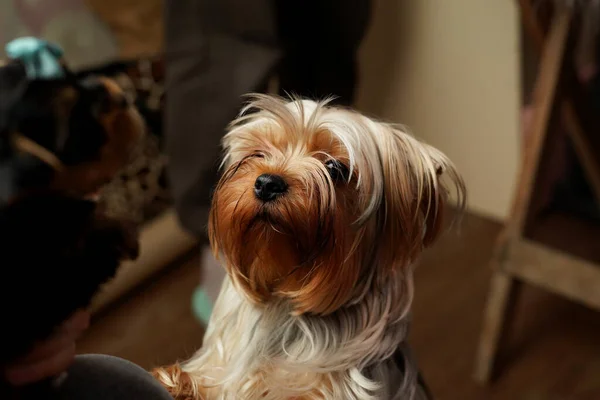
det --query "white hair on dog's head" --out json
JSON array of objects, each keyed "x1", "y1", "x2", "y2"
[{"x1": 154, "y1": 94, "x2": 466, "y2": 399}]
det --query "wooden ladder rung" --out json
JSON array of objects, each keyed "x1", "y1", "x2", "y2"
[{"x1": 505, "y1": 238, "x2": 600, "y2": 310}]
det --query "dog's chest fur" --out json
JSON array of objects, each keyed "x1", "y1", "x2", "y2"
[{"x1": 181, "y1": 277, "x2": 428, "y2": 400}]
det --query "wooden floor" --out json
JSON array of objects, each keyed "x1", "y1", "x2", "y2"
[{"x1": 79, "y1": 212, "x2": 600, "y2": 400}]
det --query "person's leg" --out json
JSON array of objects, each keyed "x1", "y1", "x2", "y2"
[
  {"x1": 164, "y1": 0, "x2": 279, "y2": 238},
  {"x1": 55, "y1": 354, "x2": 172, "y2": 400},
  {"x1": 274, "y1": 0, "x2": 372, "y2": 106}
]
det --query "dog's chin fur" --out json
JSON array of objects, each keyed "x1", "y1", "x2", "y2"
[{"x1": 154, "y1": 94, "x2": 466, "y2": 399}]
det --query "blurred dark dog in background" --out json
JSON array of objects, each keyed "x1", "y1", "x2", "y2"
[{"x1": 0, "y1": 40, "x2": 144, "y2": 398}]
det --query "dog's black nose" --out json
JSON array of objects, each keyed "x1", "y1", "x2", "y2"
[{"x1": 254, "y1": 174, "x2": 288, "y2": 201}]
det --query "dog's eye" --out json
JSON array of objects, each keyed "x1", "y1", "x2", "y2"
[
  {"x1": 325, "y1": 159, "x2": 349, "y2": 182},
  {"x1": 250, "y1": 152, "x2": 265, "y2": 159}
]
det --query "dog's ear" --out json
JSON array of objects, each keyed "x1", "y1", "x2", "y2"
[
  {"x1": 377, "y1": 125, "x2": 466, "y2": 267},
  {"x1": 420, "y1": 165, "x2": 446, "y2": 247}
]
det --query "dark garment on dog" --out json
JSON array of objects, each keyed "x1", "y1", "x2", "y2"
[
  {"x1": 360, "y1": 343, "x2": 433, "y2": 400},
  {"x1": 392, "y1": 345, "x2": 434, "y2": 399}
]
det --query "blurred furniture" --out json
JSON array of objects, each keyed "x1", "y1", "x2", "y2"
[
  {"x1": 77, "y1": 57, "x2": 200, "y2": 314},
  {"x1": 474, "y1": 0, "x2": 600, "y2": 383},
  {"x1": 80, "y1": 58, "x2": 200, "y2": 314}
]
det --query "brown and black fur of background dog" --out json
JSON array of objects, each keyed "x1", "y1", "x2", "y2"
[{"x1": 0, "y1": 57, "x2": 144, "y2": 398}]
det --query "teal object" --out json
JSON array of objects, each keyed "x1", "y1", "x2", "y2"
[
  {"x1": 192, "y1": 287, "x2": 214, "y2": 325},
  {"x1": 5, "y1": 37, "x2": 65, "y2": 80}
]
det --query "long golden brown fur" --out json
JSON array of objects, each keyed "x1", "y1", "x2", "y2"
[{"x1": 153, "y1": 94, "x2": 466, "y2": 399}]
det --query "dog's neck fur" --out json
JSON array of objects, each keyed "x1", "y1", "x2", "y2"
[{"x1": 179, "y1": 261, "x2": 424, "y2": 400}]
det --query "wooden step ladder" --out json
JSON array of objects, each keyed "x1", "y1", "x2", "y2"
[{"x1": 474, "y1": 0, "x2": 600, "y2": 384}]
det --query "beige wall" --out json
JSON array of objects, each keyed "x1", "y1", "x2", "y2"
[{"x1": 356, "y1": 0, "x2": 521, "y2": 221}]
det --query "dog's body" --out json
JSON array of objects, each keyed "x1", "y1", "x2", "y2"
[
  {"x1": 158, "y1": 276, "x2": 431, "y2": 400},
  {"x1": 154, "y1": 95, "x2": 465, "y2": 399}
]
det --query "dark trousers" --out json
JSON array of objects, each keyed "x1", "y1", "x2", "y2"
[{"x1": 274, "y1": 0, "x2": 371, "y2": 105}]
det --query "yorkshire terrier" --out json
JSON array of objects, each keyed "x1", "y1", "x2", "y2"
[
  {"x1": 153, "y1": 94, "x2": 466, "y2": 399},
  {"x1": 0, "y1": 40, "x2": 144, "y2": 397}
]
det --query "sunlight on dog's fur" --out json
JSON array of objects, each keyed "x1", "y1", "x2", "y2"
[{"x1": 153, "y1": 94, "x2": 466, "y2": 399}]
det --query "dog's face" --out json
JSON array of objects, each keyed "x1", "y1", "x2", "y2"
[
  {"x1": 0, "y1": 61, "x2": 144, "y2": 200},
  {"x1": 209, "y1": 95, "x2": 466, "y2": 316}
]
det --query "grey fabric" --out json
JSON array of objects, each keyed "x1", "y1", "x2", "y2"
[
  {"x1": 56, "y1": 354, "x2": 172, "y2": 399},
  {"x1": 164, "y1": 0, "x2": 280, "y2": 237}
]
